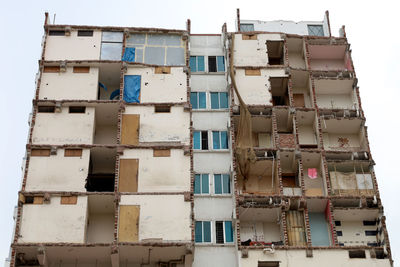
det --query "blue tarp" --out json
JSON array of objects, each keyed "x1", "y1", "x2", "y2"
[
  {"x1": 110, "y1": 89, "x2": 120, "y2": 100},
  {"x1": 123, "y1": 75, "x2": 141, "y2": 103},
  {"x1": 122, "y1": 47, "x2": 135, "y2": 62}
]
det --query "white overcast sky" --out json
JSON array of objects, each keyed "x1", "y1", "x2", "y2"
[{"x1": 0, "y1": 0, "x2": 399, "y2": 264}]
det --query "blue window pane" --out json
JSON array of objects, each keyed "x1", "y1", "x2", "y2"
[
  {"x1": 194, "y1": 174, "x2": 201, "y2": 194},
  {"x1": 224, "y1": 221, "x2": 233, "y2": 242},
  {"x1": 195, "y1": 222, "x2": 203, "y2": 242},
  {"x1": 190, "y1": 92, "x2": 198, "y2": 109},
  {"x1": 203, "y1": 221, "x2": 211, "y2": 242},
  {"x1": 190, "y1": 56, "x2": 197, "y2": 72},
  {"x1": 217, "y1": 56, "x2": 225, "y2": 72},
  {"x1": 220, "y1": 92, "x2": 228, "y2": 108},
  {"x1": 221, "y1": 131, "x2": 228, "y2": 149},
  {"x1": 213, "y1": 131, "x2": 220, "y2": 149},
  {"x1": 122, "y1": 47, "x2": 135, "y2": 62},
  {"x1": 199, "y1": 92, "x2": 206, "y2": 109},
  {"x1": 201, "y1": 174, "x2": 209, "y2": 194},
  {"x1": 214, "y1": 174, "x2": 222, "y2": 194},
  {"x1": 210, "y1": 93, "x2": 219, "y2": 109},
  {"x1": 223, "y1": 174, "x2": 230, "y2": 193},
  {"x1": 193, "y1": 132, "x2": 201, "y2": 149},
  {"x1": 197, "y1": 56, "x2": 205, "y2": 72}
]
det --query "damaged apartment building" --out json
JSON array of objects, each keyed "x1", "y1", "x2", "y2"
[{"x1": 6, "y1": 9, "x2": 393, "y2": 267}]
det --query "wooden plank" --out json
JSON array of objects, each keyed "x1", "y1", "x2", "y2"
[
  {"x1": 43, "y1": 66, "x2": 60, "y2": 73},
  {"x1": 245, "y1": 68, "x2": 261, "y2": 76},
  {"x1": 33, "y1": 196, "x2": 44, "y2": 204},
  {"x1": 60, "y1": 196, "x2": 78, "y2": 205},
  {"x1": 305, "y1": 188, "x2": 323, "y2": 196},
  {"x1": 242, "y1": 34, "x2": 257, "y2": 40},
  {"x1": 31, "y1": 149, "x2": 51, "y2": 157},
  {"x1": 153, "y1": 149, "x2": 171, "y2": 157},
  {"x1": 154, "y1": 66, "x2": 171, "y2": 74},
  {"x1": 119, "y1": 205, "x2": 140, "y2": 242},
  {"x1": 119, "y1": 159, "x2": 138, "y2": 192},
  {"x1": 121, "y1": 114, "x2": 140, "y2": 145},
  {"x1": 293, "y1": 93, "x2": 305, "y2": 107},
  {"x1": 64, "y1": 149, "x2": 83, "y2": 157},
  {"x1": 73, "y1": 66, "x2": 90, "y2": 73}
]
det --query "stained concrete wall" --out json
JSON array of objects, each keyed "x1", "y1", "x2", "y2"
[
  {"x1": 125, "y1": 67, "x2": 187, "y2": 103},
  {"x1": 45, "y1": 30, "x2": 102, "y2": 60},
  {"x1": 121, "y1": 149, "x2": 190, "y2": 192},
  {"x1": 336, "y1": 221, "x2": 378, "y2": 245},
  {"x1": 316, "y1": 93, "x2": 355, "y2": 109},
  {"x1": 124, "y1": 106, "x2": 190, "y2": 144},
  {"x1": 120, "y1": 195, "x2": 191, "y2": 241},
  {"x1": 233, "y1": 33, "x2": 282, "y2": 67},
  {"x1": 86, "y1": 213, "x2": 114, "y2": 243},
  {"x1": 25, "y1": 148, "x2": 89, "y2": 192},
  {"x1": 32, "y1": 107, "x2": 95, "y2": 144},
  {"x1": 240, "y1": 249, "x2": 391, "y2": 267},
  {"x1": 19, "y1": 196, "x2": 88, "y2": 243},
  {"x1": 192, "y1": 247, "x2": 237, "y2": 267},
  {"x1": 39, "y1": 67, "x2": 99, "y2": 100},
  {"x1": 234, "y1": 68, "x2": 286, "y2": 105},
  {"x1": 323, "y1": 133, "x2": 361, "y2": 150}
]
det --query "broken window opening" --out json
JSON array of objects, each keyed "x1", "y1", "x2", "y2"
[
  {"x1": 86, "y1": 148, "x2": 116, "y2": 192},
  {"x1": 194, "y1": 174, "x2": 209, "y2": 194},
  {"x1": 49, "y1": 30, "x2": 65, "y2": 36},
  {"x1": 69, "y1": 106, "x2": 86, "y2": 113},
  {"x1": 208, "y1": 56, "x2": 225, "y2": 72},
  {"x1": 38, "y1": 106, "x2": 55, "y2": 113},
  {"x1": 270, "y1": 77, "x2": 289, "y2": 106},
  {"x1": 193, "y1": 131, "x2": 208, "y2": 150},
  {"x1": 215, "y1": 221, "x2": 224, "y2": 243},
  {"x1": 78, "y1": 30, "x2": 94, "y2": 37},
  {"x1": 258, "y1": 262, "x2": 280, "y2": 267},
  {"x1": 348, "y1": 250, "x2": 366, "y2": 259},
  {"x1": 267, "y1": 41, "x2": 284, "y2": 65},
  {"x1": 154, "y1": 105, "x2": 171, "y2": 113}
]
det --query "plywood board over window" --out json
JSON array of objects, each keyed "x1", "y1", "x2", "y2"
[
  {"x1": 153, "y1": 149, "x2": 171, "y2": 157},
  {"x1": 119, "y1": 205, "x2": 140, "y2": 242},
  {"x1": 73, "y1": 66, "x2": 90, "y2": 73},
  {"x1": 121, "y1": 114, "x2": 140, "y2": 145},
  {"x1": 43, "y1": 66, "x2": 60, "y2": 73},
  {"x1": 119, "y1": 159, "x2": 138, "y2": 192},
  {"x1": 245, "y1": 68, "x2": 261, "y2": 76},
  {"x1": 60, "y1": 196, "x2": 78, "y2": 205},
  {"x1": 154, "y1": 66, "x2": 171, "y2": 74},
  {"x1": 64, "y1": 149, "x2": 83, "y2": 157},
  {"x1": 31, "y1": 149, "x2": 51, "y2": 157},
  {"x1": 242, "y1": 34, "x2": 257, "y2": 40}
]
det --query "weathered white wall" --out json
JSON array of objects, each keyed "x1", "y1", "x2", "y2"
[
  {"x1": 193, "y1": 153, "x2": 232, "y2": 173},
  {"x1": 234, "y1": 68, "x2": 286, "y2": 105},
  {"x1": 192, "y1": 112, "x2": 229, "y2": 130},
  {"x1": 121, "y1": 149, "x2": 190, "y2": 192},
  {"x1": 240, "y1": 221, "x2": 281, "y2": 242},
  {"x1": 125, "y1": 67, "x2": 187, "y2": 103},
  {"x1": 316, "y1": 94, "x2": 355, "y2": 109},
  {"x1": 336, "y1": 221, "x2": 378, "y2": 245},
  {"x1": 239, "y1": 19, "x2": 329, "y2": 36},
  {"x1": 194, "y1": 198, "x2": 234, "y2": 220},
  {"x1": 32, "y1": 107, "x2": 95, "y2": 144},
  {"x1": 192, "y1": 247, "x2": 237, "y2": 267},
  {"x1": 26, "y1": 148, "x2": 89, "y2": 192},
  {"x1": 233, "y1": 33, "x2": 282, "y2": 66},
  {"x1": 45, "y1": 30, "x2": 101, "y2": 60},
  {"x1": 190, "y1": 75, "x2": 227, "y2": 91},
  {"x1": 124, "y1": 106, "x2": 190, "y2": 144},
  {"x1": 86, "y1": 213, "x2": 114, "y2": 243},
  {"x1": 19, "y1": 196, "x2": 88, "y2": 243},
  {"x1": 240, "y1": 249, "x2": 390, "y2": 267},
  {"x1": 39, "y1": 67, "x2": 99, "y2": 100},
  {"x1": 292, "y1": 87, "x2": 312, "y2": 107},
  {"x1": 120, "y1": 195, "x2": 191, "y2": 241},
  {"x1": 190, "y1": 35, "x2": 224, "y2": 56}
]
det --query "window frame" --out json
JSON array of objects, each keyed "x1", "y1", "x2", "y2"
[
  {"x1": 240, "y1": 24, "x2": 255, "y2": 32},
  {"x1": 190, "y1": 56, "x2": 205, "y2": 73},
  {"x1": 207, "y1": 56, "x2": 225, "y2": 73},
  {"x1": 193, "y1": 131, "x2": 209, "y2": 150},
  {"x1": 194, "y1": 174, "x2": 210, "y2": 195},
  {"x1": 307, "y1": 25, "x2": 325, "y2": 36},
  {"x1": 212, "y1": 131, "x2": 229, "y2": 150},
  {"x1": 190, "y1": 92, "x2": 207, "y2": 109},
  {"x1": 195, "y1": 220, "x2": 234, "y2": 244},
  {"x1": 214, "y1": 174, "x2": 231, "y2": 195},
  {"x1": 195, "y1": 221, "x2": 212, "y2": 243},
  {"x1": 210, "y1": 92, "x2": 229, "y2": 109}
]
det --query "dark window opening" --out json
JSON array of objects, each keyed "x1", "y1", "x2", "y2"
[
  {"x1": 336, "y1": 231, "x2": 343, "y2": 236},
  {"x1": 69, "y1": 106, "x2": 86, "y2": 113},
  {"x1": 86, "y1": 174, "x2": 115, "y2": 192},
  {"x1": 49, "y1": 30, "x2": 66, "y2": 36},
  {"x1": 258, "y1": 261, "x2": 280, "y2": 267},
  {"x1": 282, "y1": 173, "x2": 297, "y2": 187},
  {"x1": 25, "y1": 196, "x2": 34, "y2": 204},
  {"x1": 215, "y1": 221, "x2": 224, "y2": 244},
  {"x1": 38, "y1": 106, "x2": 55, "y2": 113},
  {"x1": 267, "y1": 41, "x2": 284, "y2": 65},
  {"x1": 348, "y1": 250, "x2": 366, "y2": 259},
  {"x1": 78, "y1": 30, "x2": 94, "y2": 37},
  {"x1": 363, "y1": 220, "x2": 377, "y2": 226},
  {"x1": 208, "y1": 56, "x2": 217, "y2": 72},
  {"x1": 270, "y1": 77, "x2": 289, "y2": 106},
  {"x1": 374, "y1": 249, "x2": 387, "y2": 259},
  {"x1": 155, "y1": 105, "x2": 171, "y2": 113},
  {"x1": 365, "y1": 230, "x2": 378, "y2": 236},
  {"x1": 201, "y1": 131, "x2": 208, "y2": 150},
  {"x1": 335, "y1": 220, "x2": 341, "y2": 226}
]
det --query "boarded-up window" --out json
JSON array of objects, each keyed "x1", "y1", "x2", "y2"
[
  {"x1": 153, "y1": 149, "x2": 171, "y2": 157},
  {"x1": 119, "y1": 159, "x2": 138, "y2": 192},
  {"x1": 119, "y1": 205, "x2": 140, "y2": 242},
  {"x1": 60, "y1": 196, "x2": 78, "y2": 205},
  {"x1": 245, "y1": 69, "x2": 261, "y2": 76},
  {"x1": 73, "y1": 66, "x2": 90, "y2": 73},
  {"x1": 121, "y1": 114, "x2": 140, "y2": 145},
  {"x1": 286, "y1": 210, "x2": 307, "y2": 246},
  {"x1": 64, "y1": 149, "x2": 83, "y2": 157},
  {"x1": 242, "y1": 34, "x2": 257, "y2": 40},
  {"x1": 155, "y1": 66, "x2": 171, "y2": 74},
  {"x1": 33, "y1": 196, "x2": 44, "y2": 204},
  {"x1": 31, "y1": 149, "x2": 51, "y2": 157},
  {"x1": 43, "y1": 66, "x2": 60, "y2": 73}
]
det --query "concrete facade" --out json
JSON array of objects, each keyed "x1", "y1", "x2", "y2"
[{"x1": 6, "y1": 9, "x2": 393, "y2": 267}]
